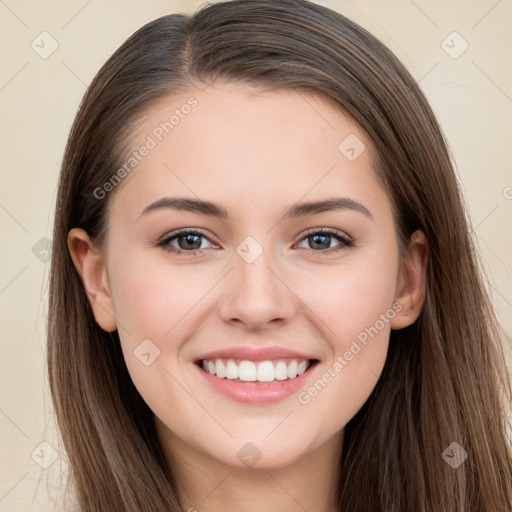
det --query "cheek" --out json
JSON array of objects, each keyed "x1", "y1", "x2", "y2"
[
  {"x1": 110, "y1": 251, "x2": 211, "y2": 340},
  {"x1": 293, "y1": 250, "x2": 397, "y2": 418},
  {"x1": 108, "y1": 253, "x2": 205, "y2": 415},
  {"x1": 297, "y1": 252, "x2": 398, "y2": 348}
]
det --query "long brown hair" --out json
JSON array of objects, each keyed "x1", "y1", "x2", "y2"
[{"x1": 47, "y1": 0, "x2": 512, "y2": 510}]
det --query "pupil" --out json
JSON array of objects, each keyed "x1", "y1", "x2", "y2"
[
  {"x1": 181, "y1": 234, "x2": 201, "y2": 250},
  {"x1": 311, "y1": 234, "x2": 330, "y2": 250}
]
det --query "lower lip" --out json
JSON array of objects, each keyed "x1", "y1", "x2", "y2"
[{"x1": 195, "y1": 361, "x2": 319, "y2": 404}]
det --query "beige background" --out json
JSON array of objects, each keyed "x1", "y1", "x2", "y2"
[{"x1": 1, "y1": 1, "x2": 511, "y2": 510}]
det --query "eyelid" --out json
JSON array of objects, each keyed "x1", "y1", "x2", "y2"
[
  {"x1": 297, "y1": 226, "x2": 352, "y2": 243},
  {"x1": 158, "y1": 227, "x2": 216, "y2": 242}
]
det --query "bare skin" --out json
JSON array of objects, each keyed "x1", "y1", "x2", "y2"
[{"x1": 68, "y1": 82, "x2": 428, "y2": 512}]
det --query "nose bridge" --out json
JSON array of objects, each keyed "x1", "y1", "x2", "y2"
[{"x1": 220, "y1": 234, "x2": 296, "y2": 328}]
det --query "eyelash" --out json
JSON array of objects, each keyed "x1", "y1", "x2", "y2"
[{"x1": 156, "y1": 227, "x2": 354, "y2": 257}]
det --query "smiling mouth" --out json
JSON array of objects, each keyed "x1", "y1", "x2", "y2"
[{"x1": 195, "y1": 358, "x2": 319, "y2": 383}]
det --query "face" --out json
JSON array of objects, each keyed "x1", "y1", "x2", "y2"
[{"x1": 70, "y1": 82, "x2": 426, "y2": 471}]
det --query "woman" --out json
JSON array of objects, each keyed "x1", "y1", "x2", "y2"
[{"x1": 47, "y1": 0, "x2": 512, "y2": 510}]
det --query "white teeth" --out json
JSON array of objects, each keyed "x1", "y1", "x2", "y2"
[
  {"x1": 287, "y1": 360, "x2": 298, "y2": 378},
  {"x1": 201, "y1": 358, "x2": 313, "y2": 382},
  {"x1": 274, "y1": 361, "x2": 288, "y2": 380},
  {"x1": 215, "y1": 359, "x2": 226, "y2": 379},
  {"x1": 226, "y1": 359, "x2": 239, "y2": 379},
  {"x1": 239, "y1": 361, "x2": 257, "y2": 381},
  {"x1": 297, "y1": 360, "x2": 308, "y2": 375},
  {"x1": 257, "y1": 361, "x2": 274, "y2": 382}
]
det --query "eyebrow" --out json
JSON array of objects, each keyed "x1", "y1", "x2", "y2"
[{"x1": 137, "y1": 196, "x2": 373, "y2": 221}]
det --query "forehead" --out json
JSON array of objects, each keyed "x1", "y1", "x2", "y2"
[{"x1": 108, "y1": 82, "x2": 389, "y2": 224}]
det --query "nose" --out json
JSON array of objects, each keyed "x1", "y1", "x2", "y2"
[{"x1": 218, "y1": 243, "x2": 297, "y2": 331}]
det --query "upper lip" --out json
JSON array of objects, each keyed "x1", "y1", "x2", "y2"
[{"x1": 194, "y1": 346, "x2": 319, "y2": 363}]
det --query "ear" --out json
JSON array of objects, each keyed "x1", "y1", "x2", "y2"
[
  {"x1": 67, "y1": 228, "x2": 117, "y2": 332},
  {"x1": 390, "y1": 229, "x2": 429, "y2": 330}
]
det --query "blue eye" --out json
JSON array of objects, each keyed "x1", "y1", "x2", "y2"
[
  {"x1": 157, "y1": 229, "x2": 215, "y2": 256},
  {"x1": 296, "y1": 228, "x2": 353, "y2": 253},
  {"x1": 157, "y1": 228, "x2": 353, "y2": 256}
]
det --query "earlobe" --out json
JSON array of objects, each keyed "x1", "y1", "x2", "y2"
[
  {"x1": 67, "y1": 228, "x2": 117, "y2": 332},
  {"x1": 390, "y1": 230, "x2": 429, "y2": 330}
]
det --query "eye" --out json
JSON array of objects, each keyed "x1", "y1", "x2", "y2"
[
  {"x1": 157, "y1": 229, "x2": 217, "y2": 256},
  {"x1": 156, "y1": 227, "x2": 354, "y2": 257},
  {"x1": 295, "y1": 228, "x2": 353, "y2": 253}
]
